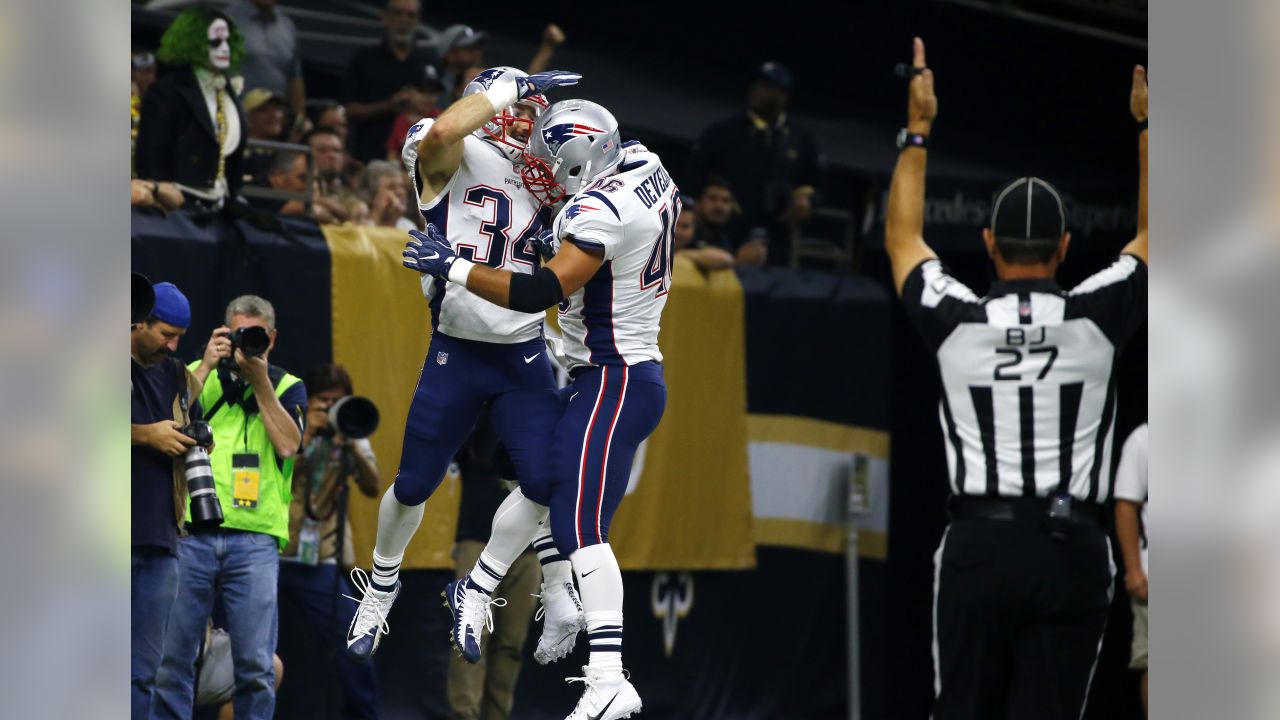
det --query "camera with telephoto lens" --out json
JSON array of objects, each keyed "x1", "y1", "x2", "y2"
[
  {"x1": 179, "y1": 421, "x2": 224, "y2": 529},
  {"x1": 316, "y1": 396, "x2": 380, "y2": 440},
  {"x1": 229, "y1": 326, "x2": 271, "y2": 358}
]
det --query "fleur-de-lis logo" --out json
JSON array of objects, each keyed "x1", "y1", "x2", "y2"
[{"x1": 651, "y1": 572, "x2": 694, "y2": 658}]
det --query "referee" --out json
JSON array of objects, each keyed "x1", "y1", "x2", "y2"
[{"x1": 885, "y1": 39, "x2": 1148, "y2": 719}]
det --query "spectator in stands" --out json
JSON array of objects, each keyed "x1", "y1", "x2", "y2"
[
  {"x1": 241, "y1": 88, "x2": 286, "y2": 183},
  {"x1": 312, "y1": 103, "x2": 366, "y2": 188},
  {"x1": 435, "y1": 24, "x2": 487, "y2": 105},
  {"x1": 135, "y1": 7, "x2": 248, "y2": 211},
  {"x1": 446, "y1": 413, "x2": 541, "y2": 720},
  {"x1": 130, "y1": 282, "x2": 201, "y2": 720},
  {"x1": 386, "y1": 65, "x2": 443, "y2": 160},
  {"x1": 308, "y1": 127, "x2": 360, "y2": 224},
  {"x1": 251, "y1": 151, "x2": 308, "y2": 217},
  {"x1": 244, "y1": 88, "x2": 286, "y2": 142},
  {"x1": 344, "y1": 0, "x2": 436, "y2": 163},
  {"x1": 152, "y1": 295, "x2": 307, "y2": 720},
  {"x1": 689, "y1": 61, "x2": 822, "y2": 265},
  {"x1": 132, "y1": 48, "x2": 157, "y2": 99},
  {"x1": 363, "y1": 160, "x2": 416, "y2": 230},
  {"x1": 225, "y1": 0, "x2": 306, "y2": 121},
  {"x1": 693, "y1": 176, "x2": 767, "y2": 266},
  {"x1": 674, "y1": 196, "x2": 734, "y2": 271},
  {"x1": 277, "y1": 363, "x2": 381, "y2": 719}
]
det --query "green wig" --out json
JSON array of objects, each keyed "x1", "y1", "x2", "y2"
[{"x1": 156, "y1": 7, "x2": 245, "y2": 74}]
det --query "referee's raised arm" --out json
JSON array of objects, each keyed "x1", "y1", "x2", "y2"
[
  {"x1": 1123, "y1": 65, "x2": 1149, "y2": 264},
  {"x1": 885, "y1": 37, "x2": 940, "y2": 296}
]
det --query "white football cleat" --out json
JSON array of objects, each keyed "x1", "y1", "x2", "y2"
[
  {"x1": 534, "y1": 579, "x2": 586, "y2": 665},
  {"x1": 564, "y1": 666, "x2": 642, "y2": 720},
  {"x1": 343, "y1": 568, "x2": 399, "y2": 660}
]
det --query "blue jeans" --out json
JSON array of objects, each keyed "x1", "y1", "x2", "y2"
[
  {"x1": 132, "y1": 547, "x2": 179, "y2": 720},
  {"x1": 151, "y1": 529, "x2": 280, "y2": 720},
  {"x1": 278, "y1": 561, "x2": 380, "y2": 718}
]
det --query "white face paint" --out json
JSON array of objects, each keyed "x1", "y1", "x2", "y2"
[{"x1": 208, "y1": 19, "x2": 231, "y2": 70}]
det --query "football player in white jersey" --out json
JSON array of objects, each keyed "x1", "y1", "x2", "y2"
[
  {"x1": 404, "y1": 99, "x2": 676, "y2": 720},
  {"x1": 345, "y1": 67, "x2": 590, "y2": 669}
]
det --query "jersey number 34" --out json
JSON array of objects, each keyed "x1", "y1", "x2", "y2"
[{"x1": 456, "y1": 185, "x2": 541, "y2": 269}]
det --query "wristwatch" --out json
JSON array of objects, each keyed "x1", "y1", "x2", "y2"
[
  {"x1": 897, "y1": 128, "x2": 929, "y2": 151},
  {"x1": 1137, "y1": 118, "x2": 1148, "y2": 133}
]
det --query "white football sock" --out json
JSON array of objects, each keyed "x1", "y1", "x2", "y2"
[
  {"x1": 466, "y1": 488, "x2": 547, "y2": 593},
  {"x1": 370, "y1": 486, "x2": 425, "y2": 591},
  {"x1": 572, "y1": 543, "x2": 624, "y2": 673}
]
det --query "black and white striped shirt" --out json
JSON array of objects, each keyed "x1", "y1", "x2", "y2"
[{"x1": 903, "y1": 254, "x2": 1147, "y2": 502}]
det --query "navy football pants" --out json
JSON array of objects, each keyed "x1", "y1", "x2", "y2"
[
  {"x1": 394, "y1": 333, "x2": 561, "y2": 506},
  {"x1": 548, "y1": 361, "x2": 666, "y2": 556}
]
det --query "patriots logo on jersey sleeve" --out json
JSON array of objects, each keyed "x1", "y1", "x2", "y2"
[
  {"x1": 471, "y1": 68, "x2": 505, "y2": 90},
  {"x1": 563, "y1": 203, "x2": 599, "y2": 219},
  {"x1": 407, "y1": 122, "x2": 424, "y2": 138},
  {"x1": 542, "y1": 123, "x2": 605, "y2": 154}
]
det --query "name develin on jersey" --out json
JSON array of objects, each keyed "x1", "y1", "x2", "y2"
[{"x1": 632, "y1": 165, "x2": 673, "y2": 209}]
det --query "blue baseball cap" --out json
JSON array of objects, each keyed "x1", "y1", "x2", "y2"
[
  {"x1": 150, "y1": 282, "x2": 191, "y2": 329},
  {"x1": 755, "y1": 62, "x2": 793, "y2": 91}
]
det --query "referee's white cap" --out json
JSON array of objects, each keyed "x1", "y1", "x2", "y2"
[{"x1": 990, "y1": 177, "x2": 1067, "y2": 240}]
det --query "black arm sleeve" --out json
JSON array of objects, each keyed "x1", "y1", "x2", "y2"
[{"x1": 507, "y1": 266, "x2": 564, "y2": 313}]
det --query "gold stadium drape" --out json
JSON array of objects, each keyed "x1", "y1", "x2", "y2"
[
  {"x1": 609, "y1": 255, "x2": 756, "y2": 570},
  {"x1": 324, "y1": 230, "x2": 757, "y2": 570},
  {"x1": 324, "y1": 225, "x2": 459, "y2": 569}
]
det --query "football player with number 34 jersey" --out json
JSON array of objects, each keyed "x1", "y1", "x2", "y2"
[
  {"x1": 403, "y1": 99, "x2": 677, "y2": 720},
  {"x1": 345, "y1": 67, "x2": 589, "y2": 672}
]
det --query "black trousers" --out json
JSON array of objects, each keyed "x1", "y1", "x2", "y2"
[{"x1": 932, "y1": 518, "x2": 1113, "y2": 720}]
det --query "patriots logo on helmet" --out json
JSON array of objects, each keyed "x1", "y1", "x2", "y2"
[
  {"x1": 563, "y1": 203, "x2": 599, "y2": 219},
  {"x1": 471, "y1": 68, "x2": 505, "y2": 90},
  {"x1": 541, "y1": 123, "x2": 605, "y2": 155},
  {"x1": 407, "y1": 122, "x2": 424, "y2": 138}
]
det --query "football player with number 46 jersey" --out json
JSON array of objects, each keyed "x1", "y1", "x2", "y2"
[
  {"x1": 404, "y1": 99, "x2": 678, "y2": 720},
  {"x1": 344, "y1": 67, "x2": 589, "y2": 672}
]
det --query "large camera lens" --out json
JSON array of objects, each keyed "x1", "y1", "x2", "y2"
[
  {"x1": 329, "y1": 396, "x2": 380, "y2": 439},
  {"x1": 184, "y1": 445, "x2": 224, "y2": 529},
  {"x1": 132, "y1": 272, "x2": 154, "y2": 324},
  {"x1": 231, "y1": 326, "x2": 271, "y2": 358}
]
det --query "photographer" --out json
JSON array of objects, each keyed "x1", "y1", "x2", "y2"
[
  {"x1": 152, "y1": 295, "x2": 307, "y2": 720},
  {"x1": 278, "y1": 363, "x2": 380, "y2": 718},
  {"x1": 131, "y1": 281, "x2": 202, "y2": 720}
]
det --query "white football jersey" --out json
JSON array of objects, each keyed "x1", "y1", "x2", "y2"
[
  {"x1": 553, "y1": 142, "x2": 679, "y2": 371},
  {"x1": 402, "y1": 118, "x2": 549, "y2": 344}
]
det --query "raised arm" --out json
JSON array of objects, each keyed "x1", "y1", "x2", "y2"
[
  {"x1": 413, "y1": 93, "x2": 495, "y2": 200},
  {"x1": 885, "y1": 38, "x2": 940, "y2": 296},
  {"x1": 403, "y1": 224, "x2": 604, "y2": 311},
  {"x1": 414, "y1": 68, "x2": 583, "y2": 200},
  {"x1": 1121, "y1": 65, "x2": 1148, "y2": 264}
]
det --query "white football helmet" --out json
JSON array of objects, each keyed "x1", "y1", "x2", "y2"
[
  {"x1": 460, "y1": 66, "x2": 549, "y2": 163},
  {"x1": 520, "y1": 99, "x2": 623, "y2": 206}
]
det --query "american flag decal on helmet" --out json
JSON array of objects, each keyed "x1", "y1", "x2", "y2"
[{"x1": 542, "y1": 123, "x2": 605, "y2": 154}]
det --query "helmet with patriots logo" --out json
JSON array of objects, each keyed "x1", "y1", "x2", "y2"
[
  {"x1": 461, "y1": 66, "x2": 548, "y2": 163},
  {"x1": 521, "y1": 99, "x2": 623, "y2": 206}
]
